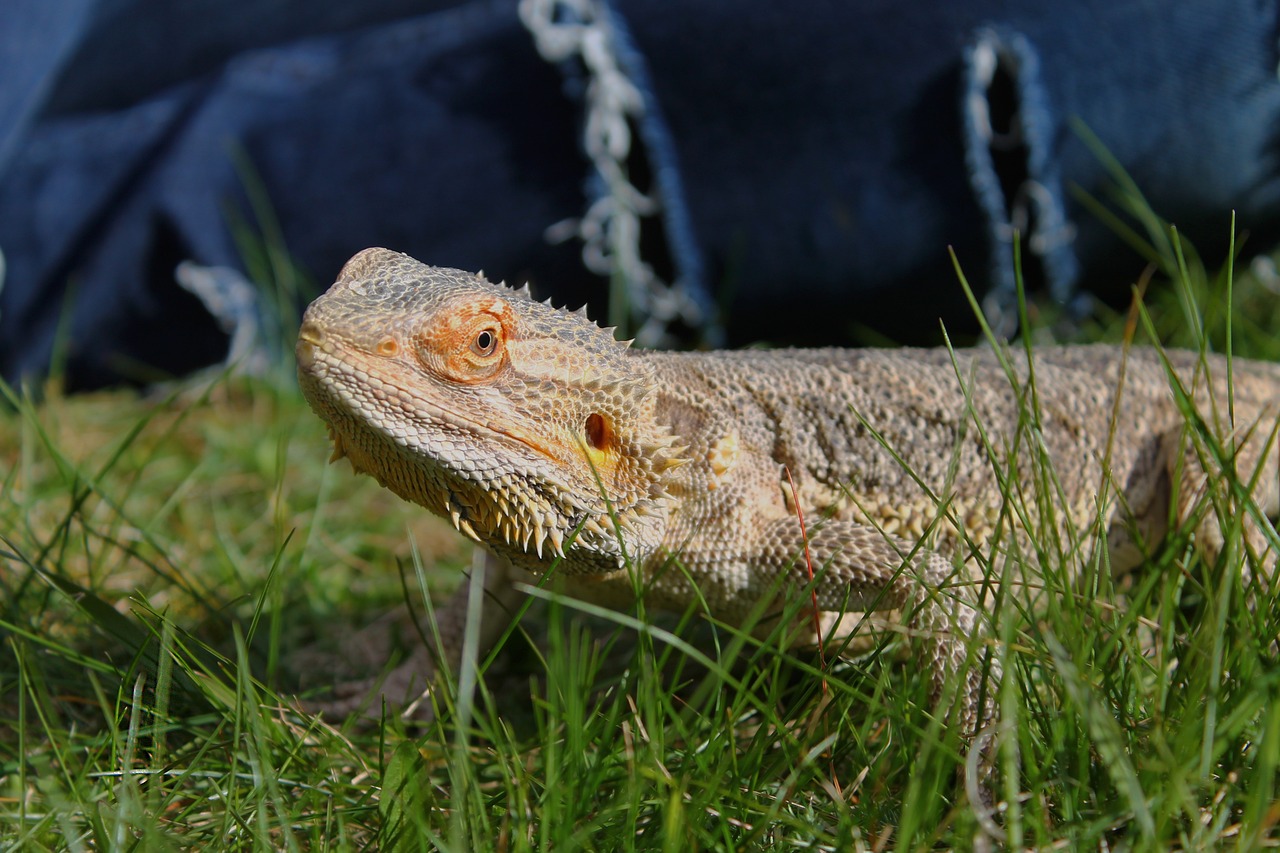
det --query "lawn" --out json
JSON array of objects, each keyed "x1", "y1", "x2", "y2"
[{"x1": 4, "y1": 216, "x2": 1280, "y2": 849}]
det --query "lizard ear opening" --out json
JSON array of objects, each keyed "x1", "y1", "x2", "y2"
[{"x1": 585, "y1": 413, "x2": 611, "y2": 451}]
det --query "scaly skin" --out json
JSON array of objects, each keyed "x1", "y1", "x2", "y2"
[{"x1": 296, "y1": 247, "x2": 1280, "y2": 754}]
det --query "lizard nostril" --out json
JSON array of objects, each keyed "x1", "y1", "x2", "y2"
[
  {"x1": 296, "y1": 321, "x2": 324, "y2": 369},
  {"x1": 298, "y1": 320, "x2": 324, "y2": 345}
]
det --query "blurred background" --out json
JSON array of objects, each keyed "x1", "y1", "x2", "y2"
[{"x1": 4, "y1": 0, "x2": 1280, "y2": 389}]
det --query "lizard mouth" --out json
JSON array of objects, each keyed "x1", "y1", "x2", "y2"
[
  {"x1": 301, "y1": 339, "x2": 566, "y2": 469},
  {"x1": 301, "y1": 340, "x2": 582, "y2": 559}
]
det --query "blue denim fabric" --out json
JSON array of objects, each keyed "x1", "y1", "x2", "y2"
[
  {"x1": 2, "y1": 0, "x2": 1279, "y2": 387},
  {"x1": 604, "y1": 0, "x2": 1280, "y2": 342},
  {"x1": 961, "y1": 26, "x2": 1078, "y2": 315},
  {"x1": 0, "y1": 0, "x2": 592, "y2": 385}
]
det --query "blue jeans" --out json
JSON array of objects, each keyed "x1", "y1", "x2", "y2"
[{"x1": 3, "y1": 0, "x2": 1279, "y2": 385}]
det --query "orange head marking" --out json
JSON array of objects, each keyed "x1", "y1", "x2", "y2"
[{"x1": 416, "y1": 297, "x2": 516, "y2": 384}]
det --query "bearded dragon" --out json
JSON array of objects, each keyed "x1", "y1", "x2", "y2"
[{"x1": 295, "y1": 247, "x2": 1280, "y2": 748}]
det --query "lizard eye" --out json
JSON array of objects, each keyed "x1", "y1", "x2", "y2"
[
  {"x1": 416, "y1": 299, "x2": 510, "y2": 382},
  {"x1": 472, "y1": 328, "x2": 498, "y2": 357}
]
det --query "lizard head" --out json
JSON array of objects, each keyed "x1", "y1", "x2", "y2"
[{"x1": 296, "y1": 248, "x2": 683, "y2": 570}]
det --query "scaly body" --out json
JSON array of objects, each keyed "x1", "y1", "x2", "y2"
[{"x1": 296, "y1": 248, "x2": 1280, "y2": 744}]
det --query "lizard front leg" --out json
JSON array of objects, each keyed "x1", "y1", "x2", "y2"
[{"x1": 751, "y1": 518, "x2": 999, "y2": 740}]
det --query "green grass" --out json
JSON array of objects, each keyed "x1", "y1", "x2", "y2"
[{"x1": 5, "y1": 209, "x2": 1280, "y2": 849}]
